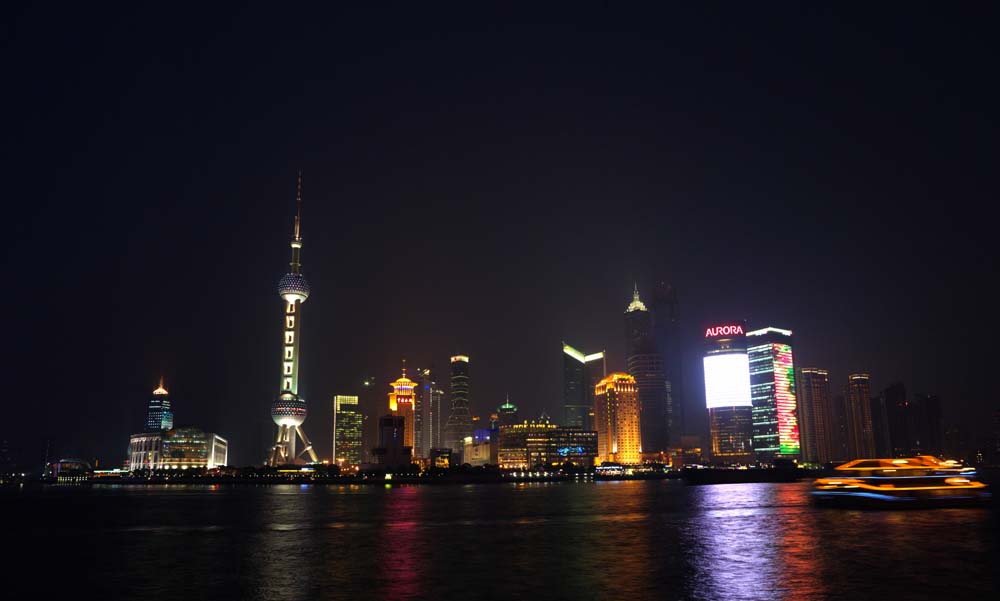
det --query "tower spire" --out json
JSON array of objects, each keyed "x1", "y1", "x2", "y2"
[
  {"x1": 294, "y1": 171, "x2": 303, "y2": 242},
  {"x1": 289, "y1": 172, "x2": 304, "y2": 274}
]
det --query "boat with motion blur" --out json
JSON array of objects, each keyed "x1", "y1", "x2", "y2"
[{"x1": 812, "y1": 456, "x2": 990, "y2": 508}]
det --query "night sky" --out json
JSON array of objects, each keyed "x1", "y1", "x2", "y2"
[{"x1": 3, "y1": 4, "x2": 996, "y2": 467}]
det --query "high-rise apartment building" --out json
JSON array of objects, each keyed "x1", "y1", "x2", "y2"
[
  {"x1": 625, "y1": 285, "x2": 668, "y2": 453},
  {"x1": 797, "y1": 368, "x2": 835, "y2": 463},
  {"x1": 845, "y1": 374, "x2": 875, "y2": 458},
  {"x1": 703, "y1": 324, "x2": 753, "y2": 463},
  {"x1": 652, "y1": 281, "x2": 683, "y2": 447},
  {"x1": 562, "y1": 343, "x2": 606, "y2": 430},
  {"x1": 747, "y1": 327, "x2": 800, "y2": 462},
  {"x1": 444, "y1": 355, "x2": 472, "y2": 453},
  {"x1": 145, "y1": 377, "x2": 174, "y2": 432},
  {"x1": 593, "y1": 373, "x2": 642, "y2": 464},
  {"x1": 333, "y1": 395, "x2": 362, "y2": 467}
]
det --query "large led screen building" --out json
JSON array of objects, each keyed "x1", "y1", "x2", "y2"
[
  {"x1": 703, "y1": 324, "x2": 753, "y2": 462},
  {"x1": 747, "y1": 327, "x2": 800, "y2": 462}
]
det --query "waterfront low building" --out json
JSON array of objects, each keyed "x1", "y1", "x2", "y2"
[
  {"x1": 129, "y1": 427, "x2": 227, "y2": 471},
  {"x1": 128, "y1": 432, "x2": 163, "y2": 470},
  {"x1": 160, "y1": 427, "x2": 228, "y2": 470},
  {"x1": 499, "y1": 416, "x2": 597, "y2": 469}
]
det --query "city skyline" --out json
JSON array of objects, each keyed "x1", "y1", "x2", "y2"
[{"x1": 3, "y1": 5, "x2": 995, "y2": 468}]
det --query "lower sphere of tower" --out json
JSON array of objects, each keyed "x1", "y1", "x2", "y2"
[{"x1": 271, "y1": 393, "x2": 307, "y2": 427}]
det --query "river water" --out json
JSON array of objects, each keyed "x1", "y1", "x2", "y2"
[{"x1": 6, "y1": 480, "x2": 995, "y2": 600}]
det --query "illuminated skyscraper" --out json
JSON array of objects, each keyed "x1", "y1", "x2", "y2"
[
  {"x1": 333, "y1": 395, "x2": 362, "y2": 467},
  {"x1": 497, "y1": 396, "x2": 519, "y2": 427},
  {"x1": 747, "y1": 327, "x2": 800, "y2": 462},
  {"x1": 625, "y1": 285, "x2": 668, "y2": 452},
  {"x1": 562, "y1": 342, "x2": 606, "y2": 429},
  {"x1": 444, "y1": 355, "x2": 472, "y2": 453},
  {"x1": 412, "y1": 367, "x2": 433, "y2": 458},
  {"x1": 797, "y1": 368, "x2": 835, "y2": 463},
  {"x1": 388, "y1": 363, "x2": 417, "y2": 453},
  {"x1": 267, "y1": 174, "x2": 318, "y2": 466},
  {"x1": 145, "y1": 377, "x2": 174, "y2": 431},
  {"x1": 703, "y1": 324, "x2": 753, "y2": 463},
  {"x1": 594, "y1": 373, "x2": 642, "y2": 464},
  {"x1": 429, "y1": 385, "x2": 444, "y2": 450},
  {"x1": 652, "y1": 281, "x2": 683, "y2": 448},
  {"x1": 845, "y1": 373, "x2": 875, "y2": 458}
]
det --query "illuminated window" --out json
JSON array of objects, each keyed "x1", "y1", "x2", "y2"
[
  {"x1": 285, "y1": 347, "x2": 293, "y2": 360},
  {"x1": 284, "y1": 378, "x2": 293, "y2": 390},
  {"x1": 284, "y1": 362, "x2": 293, "y2": 375},
  {"x1": 287, "y1": 302, "x2": 296, "y2": 313},
  {"x1": 286, "y1": 316, "x2": 295, "y2": 328},
  {"x1": 285, "y1": 332, "x2": 294, "y2": 344}
]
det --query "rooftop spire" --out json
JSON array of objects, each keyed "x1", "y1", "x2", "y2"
[{"x1": 626, "y1": 282, "x2": 648, "y2": 312}]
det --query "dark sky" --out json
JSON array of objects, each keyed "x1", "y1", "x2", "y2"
[{"x1": 2, "y1": 4, "x2": 996, "y2": 467}]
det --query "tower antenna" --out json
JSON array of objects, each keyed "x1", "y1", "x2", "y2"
[{"x1": 294, "y1": 171, "x2": 303, "y2": 241}]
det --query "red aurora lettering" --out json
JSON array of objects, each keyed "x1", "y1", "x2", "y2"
[{"x1": 705, "y1": 325, "x2": 744, "y2": 337}]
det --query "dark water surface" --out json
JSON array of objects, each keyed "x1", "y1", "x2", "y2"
[{"x1": 6, "y1": 480, "x2": 996, "y2": 600}]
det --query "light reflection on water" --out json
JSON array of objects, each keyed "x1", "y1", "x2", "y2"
[{"x1": 5, "y1": 481, "x2": 994, "y2": 600}]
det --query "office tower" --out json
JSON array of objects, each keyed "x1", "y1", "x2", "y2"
[
  {"x1": 388, "y1": 363, "x2": 417, "y2": 453},
  {"x1": 845, "y1": 374, "x2": 875, "y2": 458},
  {"x1": 703, "y1": 324, "x2": 753, "y2": 463},
  {"x1": 797, "y1": 368, "x2": 835, "y2": 463},
  {"x1": 498, "y1": 397, "x2": 519, "y2": 427},
  {"x1": 268, "y1": 174, "x2": 318, "y2": 466},
  {"x1": 412, "y1": 367, "x2": 433, "y2": 459},
  {"x1": 359, "y1": 375, "x2": 379, "y2": 463},
  {"x1": 625, "y1": 285, "x2": 668, "y2": 453},
  {"x1": 593, "y1": 373, "x2": 642, "y2": 464},
  {"x1": 562, "y1": 342, "x2": 606, "y2": 429},
  {"x1": 652, "y1": 281, "x2": 683, "y2": 447},
  {"x1": 429, "y1": 386, "x2": 444, "y2": 450},
  {"x1": 883, "y1": 384, "x2": 943, "y2": 457},
  {"x1": 373, "y1": 414, "x2": 411, "y2": 468},
  {"x1": 444, "y1": 355, "x2": 472, "y2": 453},
  {"x1": 914, "y1": 394, "x2": 943, "y2": 456},
  {"x1": 333, "y1": 395, "x2": 362, "y2": 467},
  {"x1": 870, "y1": 392, "x2": 892, "y2": 457},
  {"x1": 144, "y1": 377, "x2": 174, "y2": 431},
  {"x1": 746, "y1": 327, "x2": 800, "y2": 462}
]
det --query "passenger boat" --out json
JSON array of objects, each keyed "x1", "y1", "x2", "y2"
[{"x1": 812, "y1": 456, "x2": 990, "y2": 508}]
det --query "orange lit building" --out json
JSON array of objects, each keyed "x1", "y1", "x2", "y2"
[
  {"x1": 388, "y1": 363, "x2": 417, "y2": 453},
  {"x1": 594, "y1": 373, "x2": 642, "y2": 464}
]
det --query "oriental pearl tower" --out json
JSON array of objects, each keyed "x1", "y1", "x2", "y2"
[{"x1": 267, "y1": 173, "x2": 319, "y2": 466}]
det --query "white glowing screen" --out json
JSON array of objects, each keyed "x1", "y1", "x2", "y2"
[{"x1": 703, "y1": 353, "x2": 752, "y2": 409}]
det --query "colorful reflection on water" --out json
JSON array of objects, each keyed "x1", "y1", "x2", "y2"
[{"x1": 5, "y1": 480, "x2": 994, "y2": 600}]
